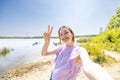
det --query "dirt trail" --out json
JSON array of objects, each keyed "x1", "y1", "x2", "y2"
[
  {"x1": 104, "y1": 50, "x2": 120, "y2": 80},
  {"x1": 104, "y1": 50, "x2": 120, "y2": 61}
]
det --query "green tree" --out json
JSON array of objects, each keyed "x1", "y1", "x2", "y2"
[{"x1": 107, "y1": 7, "x2": 120, "y2": 30}]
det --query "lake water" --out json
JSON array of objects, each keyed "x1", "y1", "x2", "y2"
[{"x1": 0, "y1": 38, "x2": 59, "y2": 75}]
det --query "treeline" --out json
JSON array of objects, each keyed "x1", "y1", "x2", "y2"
[{"x1": 0, "y1": 35, "x2": 97, "y2": 39}]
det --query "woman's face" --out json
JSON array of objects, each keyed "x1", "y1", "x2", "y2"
[{"x1": 59, "y1": 27, "x2": 73, "y2": 45}]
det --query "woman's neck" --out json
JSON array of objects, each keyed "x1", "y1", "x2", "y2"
[{"x1": 66, "y1": 42, "x2": 74, "y2": 47}]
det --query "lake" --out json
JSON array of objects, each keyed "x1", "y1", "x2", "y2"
[{"x1": 0, "y1": 38, "x2": 59, "y2": 75}]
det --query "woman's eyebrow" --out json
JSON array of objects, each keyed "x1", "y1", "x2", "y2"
[
  {"x1": 59, "y1": 29, "x2": 69, "y2": 34},
  {"x1": 64, "y1": 30, "x2": 69, "y2": 32}
]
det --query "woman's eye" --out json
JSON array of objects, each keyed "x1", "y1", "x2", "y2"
[
  {"x1": 60, "y1": 34, "x2": 63, "y2": 36},
  {"x1": 60, "y1": 32, "x2": 69, "y2": 36},
  {"x1": 65, "y1": 32, "x2": 68, "y2": 34}
]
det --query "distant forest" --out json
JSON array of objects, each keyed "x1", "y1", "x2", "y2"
[{"x1": 0, "y1": 34, "x2": 97, "y2": 39}]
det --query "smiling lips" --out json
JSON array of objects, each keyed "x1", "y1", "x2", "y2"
[{"x1": 62, "y1": 37, "x2": 70, "y2": 42}]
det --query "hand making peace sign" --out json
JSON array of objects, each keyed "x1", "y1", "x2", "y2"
[{"x1": 43, "y1": 25, "x2": 53, "y2": 43}]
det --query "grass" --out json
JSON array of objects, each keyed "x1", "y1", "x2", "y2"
[{"x1": 0, "y1": 48, "x2": 10, "y2": 57}]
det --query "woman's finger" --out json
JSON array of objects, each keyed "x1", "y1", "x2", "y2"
[
  {"x1": 48, "y1": 25, "x2": 53, "y2": 34},
  {"x1": 49, "y1": 26, "x2": 53, "y2": 35},
  {"x1": 48, "y1": 25, "x2": 50, "y2": 33}
]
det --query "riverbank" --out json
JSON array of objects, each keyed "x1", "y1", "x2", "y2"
[
  {"x1": 0, "y1": 55, "x2": 55, "y2": 80},
  {"x1": 0, "y1": 54, "x2": 120, "y2": 80}
]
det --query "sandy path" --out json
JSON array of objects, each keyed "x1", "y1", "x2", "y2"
[
  {"x1": 104, "y1": 50, "x2": 120, "y2": 61},
  {"x1": 104, "y1": 50, "x2": 120, "y2": 80}
]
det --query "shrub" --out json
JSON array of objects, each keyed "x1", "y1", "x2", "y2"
[
  {"x1": 0, "y1": 48, "x2": 10, "y2": 57},
  {"x1": 83, "y1": 42, "x2": 116, "y2": 66}
]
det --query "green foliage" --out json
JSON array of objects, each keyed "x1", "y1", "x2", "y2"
[
  {"x1": 76, "y1": 35, "x2": 96, "y2": 44},
  {"x1": 77, "y1": 38, "x2": 91, "y2": 43},
  {"x1": 94, "y1": 55, "x2": 107, "y2": 65},
  {"x1": 0, "y1": 48, "x2": 10, "y2": 57},
  {"x1": 79, "y1": 28, "x2": 120, "y2": 65},
  {"x1": 83, "y1": 43, "x2": 104, "y2": 63},
  {"x1": 93, "y1": 28, "x2": 120, "y2": 52},
  {"x1": 83, "y1": 42, "x2": 116, "y2": 66},
  {"x1": 84, "y1": 42, "x2": 103, "y2": 56},
  {"x1": 107, "y1": 6, "x2": 120, "y2": 30}
]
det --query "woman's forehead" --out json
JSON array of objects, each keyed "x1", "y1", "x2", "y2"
[{"x1": 59, "y1": 27, "x2": 69, "y2": 33}]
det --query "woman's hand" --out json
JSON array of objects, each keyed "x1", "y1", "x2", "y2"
[{"x1": 43, "y1": 25, "x2": 53, "y2": 43}]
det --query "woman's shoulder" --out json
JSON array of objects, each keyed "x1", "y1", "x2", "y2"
[{"x1": 75, "y1": 46, "x2": 87, "y2": 52}]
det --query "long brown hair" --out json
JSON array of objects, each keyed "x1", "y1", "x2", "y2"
[{"x1": 58, "y1": 25, "x2": 75, "y2": 43}]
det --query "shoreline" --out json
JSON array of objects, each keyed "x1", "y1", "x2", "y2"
[
  {"x1": 0, "y1": 55, "x2": 55, "y2": 80},
  {"x1": 0, "y1": 55, "x2": 120, "y2": 80}
]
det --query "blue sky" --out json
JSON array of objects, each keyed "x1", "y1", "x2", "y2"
[{"x1": 0, "y1": 0, "x2": 120, "y2": 37}]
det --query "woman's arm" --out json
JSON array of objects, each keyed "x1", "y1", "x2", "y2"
[
  {"x1": 79, "y1": 47, "x2": 115, "y2": 80},
  {"x1": 41, "y1": 25, "x2": 55, "y2": 56},
  {"x1": 41, "y1": 41, "x2": 55, "y2": 56}
]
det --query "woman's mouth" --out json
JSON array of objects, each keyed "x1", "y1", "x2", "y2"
[{"x1": 62, "y1": 37, "x2": 69, "y2": 42}]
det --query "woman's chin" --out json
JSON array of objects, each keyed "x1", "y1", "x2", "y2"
[
  {"x1": 62, "y1": 40, "x2": 73, "y2": 45},
  {"x1": 63, "y1": 40, "x2": 69, "y2": 44},
  {"x1": 65, "y1": 41, "x2": 73, "y2": 45}
]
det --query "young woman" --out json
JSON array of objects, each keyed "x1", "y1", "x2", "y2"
[{"x1": 41, "y1": 25, "x2": 114, "y2": 80}]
